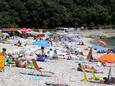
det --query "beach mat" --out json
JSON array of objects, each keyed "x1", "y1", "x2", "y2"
[{"x1": 20, "y1": 72, "x2": 51, "y2": 77}]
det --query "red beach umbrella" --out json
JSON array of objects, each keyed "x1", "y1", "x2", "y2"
[{"x1": 18, "y1": 28, "x2": 33, "y2": 33}]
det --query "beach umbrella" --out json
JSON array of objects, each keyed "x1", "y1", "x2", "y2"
[
  {"x1": 36, "y1": 33, "x2": 45, "y2": 38},
  {"x1": 2, "y1": 33, "x2": 10, "y2": 36},
  {"x1": 98, "y1": 40, "x2": 107, "y2": 47},
  {"x1": 26, "y1": 31, "x2": 40, "y2": 35},
  {"x1": 44, "y1": 31, "x2": 52, "y2": 35},
  {"x1": 32, "y1": 40, "x2": 49, "y2": 47},
  {"x1": 89, "y1": 45, "x2": 107, "y2": 51},
  {"x1": 96, "y1": 54, "x2": 115, "y2": 84},
  {"x1": 96, "y1": 54, "x2": 115, "y2": 62},
  {"x1": 18, "y1": 28, "x2": 33, "y2": 33}
]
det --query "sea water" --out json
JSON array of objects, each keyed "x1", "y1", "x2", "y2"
[{"x1": 101, "y1": 37, "x2": 115, "y2": 48}]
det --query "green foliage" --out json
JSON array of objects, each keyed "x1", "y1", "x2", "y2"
[{"x1": 0, "y1": 0, "x2": 115, "y2": 28}]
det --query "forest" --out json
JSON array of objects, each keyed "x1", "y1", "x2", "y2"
[{"x1": 0, "y1": 0, "x2": 115, "y2": 29}]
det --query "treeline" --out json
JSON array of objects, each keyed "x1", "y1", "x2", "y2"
[{"x1": 0, "y1": 0, "x2": 115, "y2": 29}]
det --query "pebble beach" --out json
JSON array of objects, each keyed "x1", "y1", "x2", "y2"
[{"x1": 0, "y1": 29, "x2": 115, "y2": 86}]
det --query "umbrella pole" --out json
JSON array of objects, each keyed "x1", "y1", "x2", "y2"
[{"x1": 107, "y1": 64, "x2": 112, "y2": 84}]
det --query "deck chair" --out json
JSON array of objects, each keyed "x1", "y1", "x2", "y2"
[
  {"x1": 81, "y1": 70, "x2": 94, "y2": 81},
  {"x1": 91, "y1": 68, "x2": 101, "y2": 80},
  {"x1": 32, "y1": 59, "x2": 54, "y2": 74},
  {"x1": 32, "y1": 59, "x2": 42, "y2": 73},
  {"x1": 81, "y1": 68, "x2": 101, "y2": 81}
]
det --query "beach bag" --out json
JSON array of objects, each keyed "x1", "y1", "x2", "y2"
[{"x1": 37, "y1": 54, "x2": 45, "y2": 62}]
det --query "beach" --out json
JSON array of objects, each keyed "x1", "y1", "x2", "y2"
[
  {"x1": 1, "y1": 60, "x2": 115, "y2": 86},
  {"x1": 0, "y1": 29, "x2": 115, "y2": 86}
]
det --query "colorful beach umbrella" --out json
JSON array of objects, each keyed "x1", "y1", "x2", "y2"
[{"x1": 96, "y1": 54, "x2": 115, "y2": 84}]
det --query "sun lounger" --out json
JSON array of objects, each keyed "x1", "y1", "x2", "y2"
[
  {"x1": 81, "y1": 69, "x2": 102, "y2": 81},
  {"x1": 32, "y1": 59, "x2": 54, "y2": 74}
]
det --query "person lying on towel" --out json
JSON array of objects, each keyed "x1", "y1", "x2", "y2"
[{"x1": 15, "y1": 54, "x2": 29, "y2": 68}]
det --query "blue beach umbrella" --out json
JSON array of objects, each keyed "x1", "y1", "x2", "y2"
[
  {"x1": 44, "y1": 31, "x2": 52, "y2": 35},
  {"x1": 32, "y1": 40, "x2": 49, "y2": 47},
  {"x1": 89, "y1": 45, "x2": 107, "y2": 51}
]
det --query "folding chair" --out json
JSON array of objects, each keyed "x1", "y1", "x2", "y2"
[
  {"x1": 32, "y1": 59, "x2": 54, "y2": 74},
  {"x1": 82, "y1": 70, "x2": 94, "y2": 81},
  {"x1": 81, "y1": 69, "x2": 101, "y2": 81}
]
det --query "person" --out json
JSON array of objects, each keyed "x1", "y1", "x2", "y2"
[
  {"x1": 101, "y1": 77, "x2": 115, "y2": 84},
  {"x1": 41, "y1": 46, "x2": 44, "y2": 55},
  {"x1": 112, "y1": 48, "x2": 115, "y2": 53},
  {"x1": 52, "y1": 50, "x2": 58, "y2": 59},
  {"x1": 77, "y1": 63, "x2": 98, "y2": 72},
  {"x1": 15, "y1": 54, "x2": 28, "y2": 68},
  {"x1": 7, "y1": 54, "x2": 13, "y2": 64},
  {"x1": 15, "y1": 41, "x2": 21, "y2": 47},
  {"x1": 102, "y1": 77, "x2": 108, "y2": 84},
  {"x1": 67, "y1": 54, "x2": 72, "y2": 60},
  {"x1": 47, "y1": 49, "x2": 53, "y2": 59},
  {"x1": 77, "y1": 63, "x2": 83, "y2": 71},
  {"x1": 75, "y1": 51, "x2": 78, "y2": 55},
  {"x1": 17, "y1": 41, "x2": 21, "y2": 46},
  {"x1": 2, "y1": 48, "x2": 6, "y2": 55},
  {"x1": 35, "y1": 53, "x2": 45, "y2": 62},
  {"x1": 106, "y1": 48, "x2": 112, "y2": 54},
  {"x1": 49, "y1": 38, "x2": 53, "y2": 46}
]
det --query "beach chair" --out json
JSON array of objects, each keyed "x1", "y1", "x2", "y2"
[
  {"x1": 82, "y1": 68, "x2": 101, "y2": 81},
  {"x1": 82, "y1": 70, "x2": 94, "y2": 81},
  {"x1": 32, "y1": 59, "x2": 54, "y2": 74},
  {"x1": 32, "y1": 59, "x2": 42, "y2": 73},
  {"x1": 90, "y1": 68, "x2": 101, "y2": 80}
]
